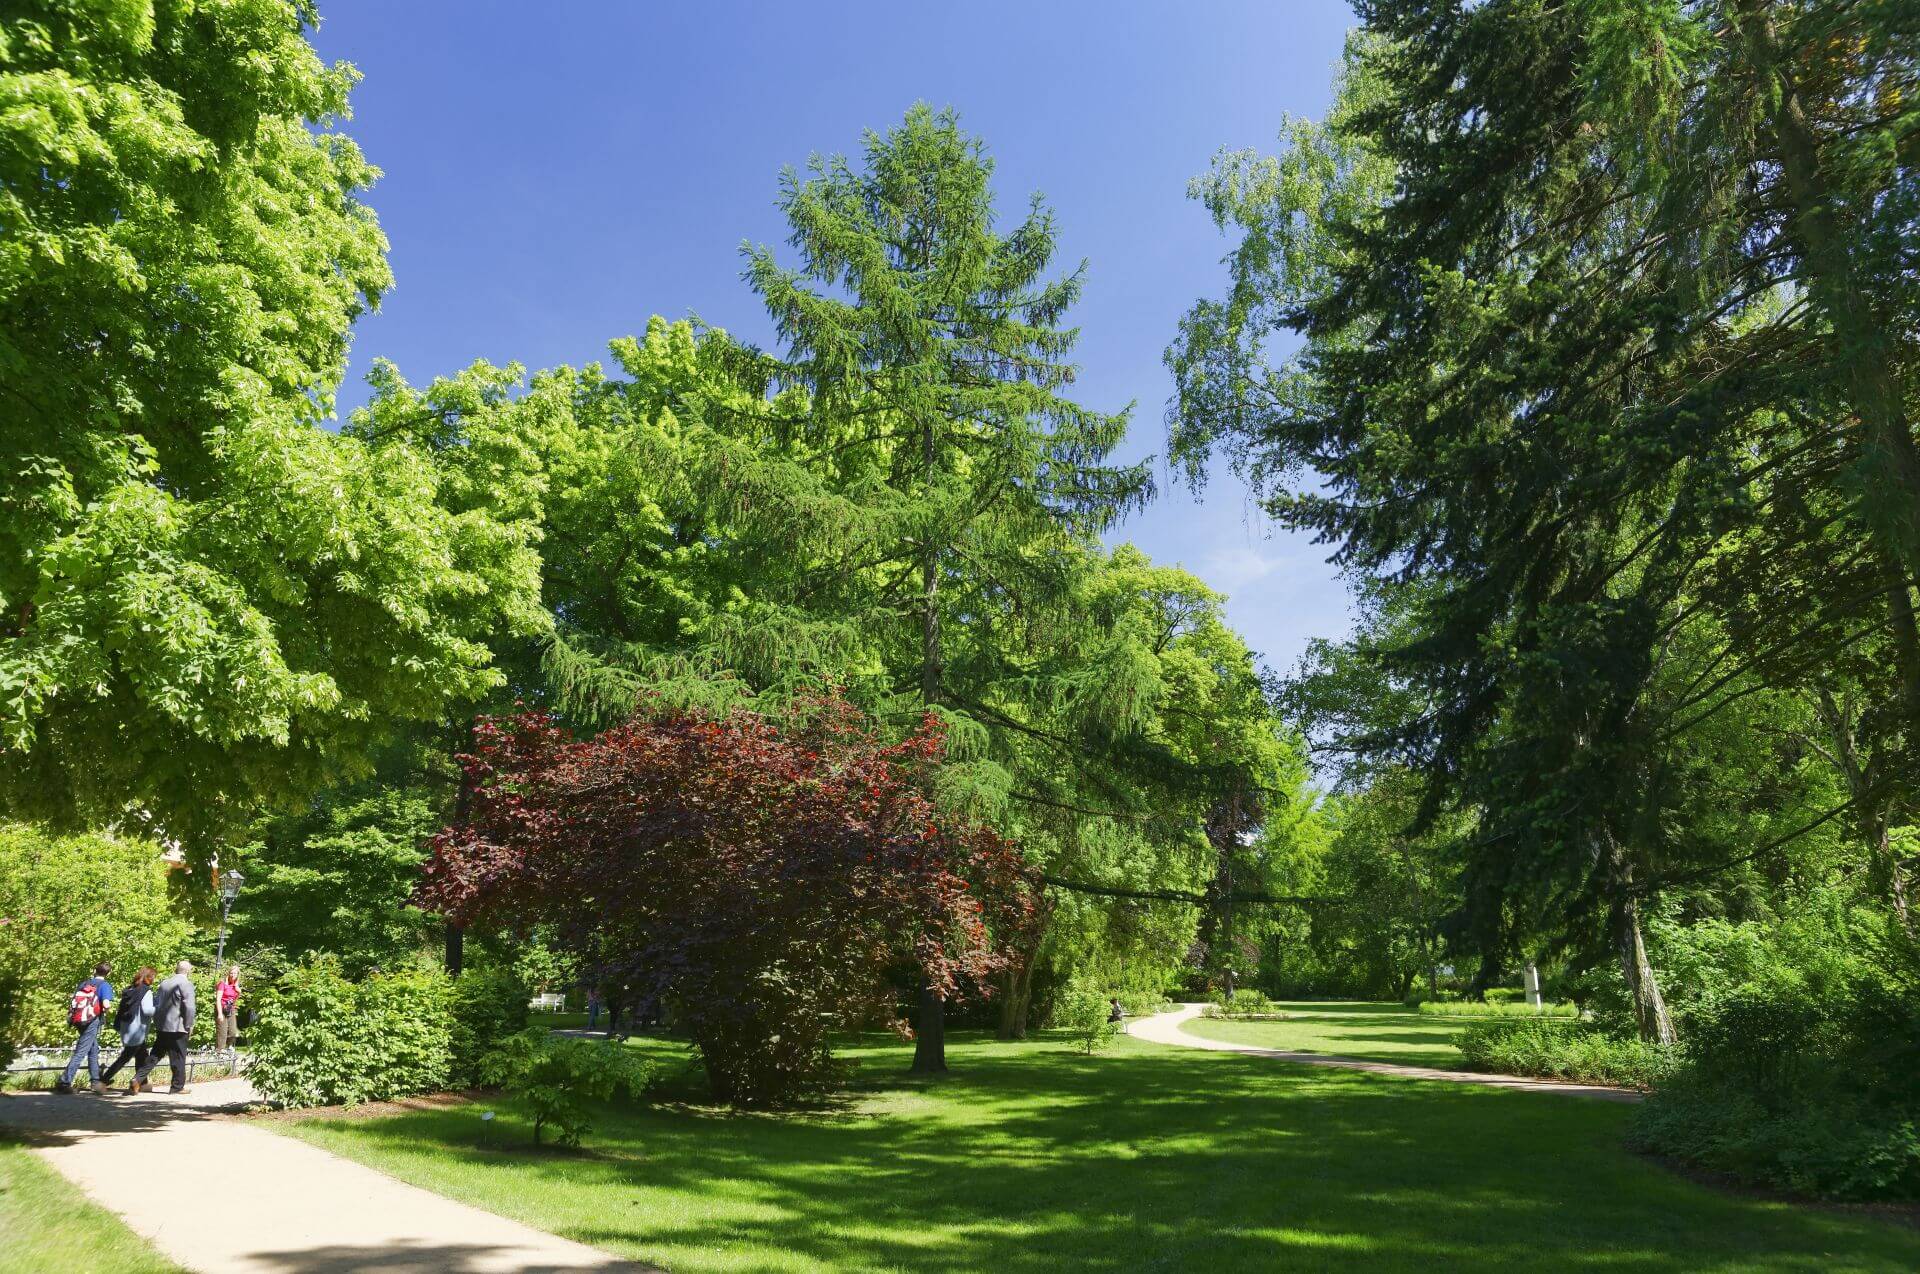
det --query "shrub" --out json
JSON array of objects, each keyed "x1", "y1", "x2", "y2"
[
  {"x1": 1051, "y1": 985, "x2": 1119, "y2": 1054},
  {"x1": 1114, "y1": 990, "x2": 1172, "y2": 1017},
  {"x1": 0, "y1": 959, "x2": 21, "y2": 1071},
  {"x1": 248, "y1": 959, "x2": 454, "y2": 1107},
  {"x1": 1202, "y1": 989, "x2": 1282, "y2": 1019},
  {"x1": 0, "y1": 824, "x2": 195, "y2": 1045},
  {"x1": 478, "y1": 1029, "x2": 654, "y2": 1146},
  {"x1": 1456, "y1": 1017, "x2": 1671, "y2": 1088},
  {"x1": 1416, "y1": 999, "x2": 1578, "y2": 1020},
  {"x1": 448, "y1": 966, "x2": 530, "y2": 1087},
  {"x1": 1629, "y1": 973, "x2": 1920, "y2": 1200}
]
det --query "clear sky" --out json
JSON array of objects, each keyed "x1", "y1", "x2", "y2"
[{"x1": 312, "y1": 0, "x2": 1358, "y2": 673}]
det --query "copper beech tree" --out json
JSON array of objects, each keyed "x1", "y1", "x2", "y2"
[{"x1": 416, "y1": 695, "x2": 1037, "y2": 1106}]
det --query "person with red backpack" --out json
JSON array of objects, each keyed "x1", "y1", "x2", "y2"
[{"x1": 53, "y1": 962, "x2": 115, "y2": 1095}]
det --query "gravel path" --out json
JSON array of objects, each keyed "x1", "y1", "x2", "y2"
[
  {"x1": 1129, "y1": 1003, "x2": 1643, "y2": 1103},
  {"x1": 1, "y1": 1079, "x2": 650, "y2": 1272}
]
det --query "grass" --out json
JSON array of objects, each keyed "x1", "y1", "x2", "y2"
[
  {"x1": 0, "y1": 1136, "x2": 182, "y2": 1272},
  {"x1": 266, "y1": 1029, "x2": 1920, "y2": 1272},
  {"x1": 1181, "y1": 999, "x2": 1471, "y2": 1068}
]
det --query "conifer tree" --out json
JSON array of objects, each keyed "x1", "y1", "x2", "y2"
[
  {"x1": 744, "y1": 106, "x2": 1152, "y2": 1069},
  {"x1": 1166, "y1": 9, "x2": 1920, "y2": 1036}
]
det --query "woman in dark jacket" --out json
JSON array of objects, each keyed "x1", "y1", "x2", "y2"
[{"x1": 102, "y1": 966, "x2": 157, "y2": 1092}]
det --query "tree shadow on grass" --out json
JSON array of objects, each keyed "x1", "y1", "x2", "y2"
[
  {"x1": 240, "y1": 1238, "x2": 647, "y2": 1273},
  {"x1": 281, "y1": 1040, "x2": 1920, "y2": 1274}
]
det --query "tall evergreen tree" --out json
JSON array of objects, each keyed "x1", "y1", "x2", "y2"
[
  {"x1": 743, "y1": 106, "x2": 1152, "y2": 1069},
  {"x1": 1167, "y1": 9, "x2": 1919, "y2": 1036}
]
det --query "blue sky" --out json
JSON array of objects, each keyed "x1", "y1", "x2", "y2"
[{"x1": 313, "y1": 0, "x2": 1358, "y2": 673}]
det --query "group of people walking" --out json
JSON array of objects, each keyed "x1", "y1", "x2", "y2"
[{"x1": 54, "y1": 960, "x2": 243, "y2": 1096}]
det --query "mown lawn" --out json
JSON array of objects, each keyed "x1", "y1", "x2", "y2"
[
  {"x1": 1180, "y1": 1000, "x2": 1472, "y2": 1067},
  {"x1": 0, "y1": 1136, "x2": 181, "y2": 1273},
  {"x1": 268, "y1": 1031, "x2": 1920, "y2": 1272}
]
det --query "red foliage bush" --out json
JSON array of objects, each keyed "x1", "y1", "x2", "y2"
[{"x1": 417, "y1": 695, "x2": 1035, "y2": 1106}]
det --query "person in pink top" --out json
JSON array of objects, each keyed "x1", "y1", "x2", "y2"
[{"x1": 214, "y1": 966, "x2": 243, "y2": 1052}]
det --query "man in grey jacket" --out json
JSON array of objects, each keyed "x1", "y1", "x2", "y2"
[{"x1": 137, "y1": 960, "x2": 196, "y2": 1094}]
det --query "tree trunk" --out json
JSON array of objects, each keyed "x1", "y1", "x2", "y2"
[
  {"x1": 443, "y1": 924, "x2": 464, "y2": 978},
  {"x1": 911, "y1": 981, "x2": 947, "y2": 1074},
  {"x1": 1466, "y1": 955, "x2": 1502, "y2": 1001},
  {"x1": 1613, "y1": 891, "x2": 1675, "y2": 1046},
  {"x1": 997, "y1": 955, "x2": 1035, "y2": 1041},
  {"x1": 1604, "y1": 835, "x2": 1675, "y2": 1045}
]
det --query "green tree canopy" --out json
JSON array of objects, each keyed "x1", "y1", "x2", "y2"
[{"x1": 0, "y1": 1, "x2": 547, "y2": 846}]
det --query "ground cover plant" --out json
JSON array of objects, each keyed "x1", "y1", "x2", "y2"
[
  {"x1": 1630, "y1": 957, "x2": 1920, "y2": 1200},
  {"x1": 1455, "y1": 1018, "x2": 1671, "y2": 1089},
  {"x1": 268, "y1": 1030, "x2": 1920, "y2": 1273},
  {"x1": 0, "y1": 1138, "x2": 181, "y2": 1272}
]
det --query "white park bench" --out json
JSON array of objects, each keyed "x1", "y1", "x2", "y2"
[{"x1": 529, "y1": 992, "x2": 567, "y2": 1012}]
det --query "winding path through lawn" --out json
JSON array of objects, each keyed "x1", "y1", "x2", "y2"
[
  {"x1": 0, "y1": 1081, "x2": 647, "y2": 1272},
  {"x1": 1130, "y1": 1003, "x2": 1643, "y2": 1102}
]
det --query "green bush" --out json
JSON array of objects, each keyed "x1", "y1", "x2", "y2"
[
  {"x1": 1202, "y1": 988, "x2": 1282, "y2": 1019},
  {"x1": 448, "y1": 966, "x2": 530, "y2": 1087},
  {"x1": 248, "y1": 959, "x2": 454, "y2": 1107},
  {"x1": 1456, "y1": 1017, "x2": 1671, "y2": 1088},
  {"x1": 0, "y1": 824, "x2": 196, "y2": 1045},
  {"x1": 1629, "y1": 974, "x2": 1920, "y2": 1200},
  {"x1": 1114, "y1": 990, "x2": 1173, "y2": 1017},
  {"x1": 1416, "y1": 998, "x2": 1578, "y2": 1020},
  {"x1": 1050, "y1": 985, "x2": 1120, "y2": 1054},
  {"x1": 0, "y1": 960, "x2": 21, "y2": 1071},
  {"x1": 478, "y1": 1028, "x2": 654, "y2": 1146}
]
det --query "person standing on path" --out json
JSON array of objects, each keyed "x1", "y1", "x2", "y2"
[
  {"x1": 214, "y1": 965, "x2": 243, "y2": 1052},
  {"x1": 54, "y1": 962, "x2": 116, "y2": 1094},
  {"x1": 102, "y1": 966, "x2": 158, "y2": 1092},
  {"x1": 137, "y1": 960, "x2": 196, "y2": 1094}
]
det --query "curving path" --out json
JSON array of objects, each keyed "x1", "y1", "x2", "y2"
[
  {"x1": 1, "y1": 1080, "x2": 648, "y2": 1272},
  {"x1": 1129, "y1": 1003, "x2": 1643, "y2": 1103}
]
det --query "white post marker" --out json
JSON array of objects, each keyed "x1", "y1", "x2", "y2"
[{"x1": 1523, "y1": 963, "x2": 1543, "y2": 1010}]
